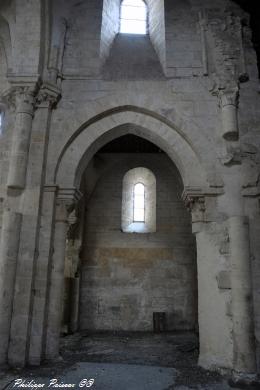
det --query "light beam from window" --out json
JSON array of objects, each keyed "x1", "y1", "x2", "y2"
[
  {"x1": 0, "y1": 112, "x2": 2, "y2": 135},
  {"x1": 120, "y1": 0, "x2": 147, "y2": 35}
]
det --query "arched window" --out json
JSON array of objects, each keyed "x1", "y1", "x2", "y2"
[
  {"x1": 133, "y1": 183, "x2": 145, "y2": 222},
  {"x1": 122, "y1": 167, "x2": 156, "y2": 233},
  {"x1": 120, "y1": 0, "x2": 147, "y2": 35},
  {"x1": 0, "y1": 110, "x2": 3, "y2": 135}
]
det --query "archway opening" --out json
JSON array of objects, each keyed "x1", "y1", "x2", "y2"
[{"x1": 61, "y1": 132, "x2": 199, "y2": 366}]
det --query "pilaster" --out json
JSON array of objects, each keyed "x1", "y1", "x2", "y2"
[
  {"x1": 44, "y1": 188, "x2": 82, "y2": 360},
  {"x1": 5, "y1": 84, "x2": 62, "y2": 367}
]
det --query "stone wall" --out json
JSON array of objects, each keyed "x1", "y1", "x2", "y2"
[
  {"x1": 62, "y1": 0, "x2": 104, "y2": 77},
  {"x1": 0, "y1": 0, "x2": 259, "y2": 373},
  {"x1": 100, "y1": 0, "x2": 120, "y2": 64},
  {"x1": 80, "y1": 153, "x2": 197, "y2": 332},
  {"x1": 164, "y1": 0, "x2": 203, "y2": 77},
  {"x1": 147, "y1": 0, "x2": 166, "y2": 70}
]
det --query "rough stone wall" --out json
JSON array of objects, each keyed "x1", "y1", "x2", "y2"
[
  {"x1": 80, "y1": 153, "x2": 197, "y2": 332},
  {"x1": 164, "y1": 0, "x2": 203, "y2": 77},
  {"x1": 0, "y1": 0, "x2": 259, "y2": 373},
  {"x1": 62, "y1": 0, "x2": 104, "y2": 77}
]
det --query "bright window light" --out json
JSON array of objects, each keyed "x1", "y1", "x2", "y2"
[
  {"x1": 0, "y1": 112, "x2": 2, "y2": 135},
  {"x1": 133, "y1": 182, "x2": 145, "y2": 222},
  {"x1": 120, "y1": 0, "x2": 147, "y2": 35}
]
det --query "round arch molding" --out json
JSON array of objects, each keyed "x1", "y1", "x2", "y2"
[{"x1": 54, "y1": 107, "x2": 209, "y2": 191}]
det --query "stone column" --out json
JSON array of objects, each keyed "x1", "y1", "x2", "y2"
[
  {"x1": 28, "y1": 185, "x2": 58, "y2": 365},
  {"x1": 7, "y1": 86, "x2": 37, "y2": 189},
  {"x1": 219, "y1": 87, "x2": 239, "y2": 141},
  {"x1": 45, "y1": 188, "x2": 81, "y2": 360},
  {"x1": 6, "y1": 84, "x2": 61, "y2": 367},
  {"x1": 0, "y1": 210, "x2": 22, "y2": 364},
  {"x1": 69, "y1": 274, "x2": 80, "y2": 333},
  {"x1": 229, "y1": 216, "x2": 256, "y2": 374}
]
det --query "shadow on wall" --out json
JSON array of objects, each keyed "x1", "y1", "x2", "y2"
[{"x1": 102, "y1": 34, "x2": 165, "y2": 80}]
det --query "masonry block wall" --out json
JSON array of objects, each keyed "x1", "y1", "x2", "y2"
[
  {"x1": 0, "y1": 0, "x2": 260, "y2": 373},
  {"x1": 80, "y1": 153, "x2": 197, "y2": 331}
]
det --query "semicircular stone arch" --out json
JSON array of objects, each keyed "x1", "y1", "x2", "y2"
[{"x1": 54, "y1": 109, "x2": 209, "y2": 190}]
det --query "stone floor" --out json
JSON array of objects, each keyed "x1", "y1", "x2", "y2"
[{"x1": 0, "y1": 332, "x2": 258, "y2": 389}]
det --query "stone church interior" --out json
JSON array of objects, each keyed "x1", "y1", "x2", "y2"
[{"x1": 0, "y1": 0, "x2": 260, "y2": 388}]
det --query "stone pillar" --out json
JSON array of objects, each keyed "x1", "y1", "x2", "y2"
[
  {"x1": 28, "y1": 186, "x2": 58, "y2": 365},
  {"x1": 7, "y1": 87, "x2": 37, "y2": 189},
  {"x1": 243, "y1": 186, "x2": 260, "y2": 373},
  {"x1": 69, "y1": 274, "x2": 80, "y2": 333},
  {"x1": 182, "y1": 187, "x2": 235, "y2": 370},
  {"x1": 219, "y1": 87, "x2": 239, "y2": 141},
  {"x1": 45, "y1": 188, "x2": 81, "y2": 360},
  {"x1": 6, "y1": 83, "x2": 61, "y2": 367},
  {"x1": 229, "y1": 216, "x2": 256, "y2": 374},
  {"x1": 0, "y1": 210, "x2": 22, "y2": 364}
]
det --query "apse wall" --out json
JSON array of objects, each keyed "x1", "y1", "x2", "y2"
[{"x1": 80, "y1": 153, "x2": 197, "y2": 331}]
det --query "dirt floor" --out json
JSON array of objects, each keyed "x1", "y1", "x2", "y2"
[{"x1": 0, "y1": 332, "x2": 259, "y2": 389}]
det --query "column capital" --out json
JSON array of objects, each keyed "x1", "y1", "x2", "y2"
[
  {"x1": 56, "y1": 188, "x2": 82, "y2": 216},
  {"x1": 1, "y1": 84, "x2": 38, "y2": 114},
  {"x1": 36, "y1": 83, "x2": 61, "y2": 109},
  {"x1": 182, "y1": 186, "x2": 224, "y2": 233},
  {"x1": 211, "y1": 79, "x2": 239, "y2": 107},
  {"x1": 182, "y1": 188, "x2": 206, "y2": 235},
  {"x1": 218, "y1": 87, "x2": 239, "y2": 108}
]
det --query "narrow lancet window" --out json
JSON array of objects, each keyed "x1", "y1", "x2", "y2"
[
  {"x1": 122, "y1": 167, "x2": 156, "y2": 233},
  {"x1": 120, "y1": 0, "x2": 147, "y2": 35},
  {"x1": 133, "y1": 182, "x2": 145, "y2": 222},
  {"x1": 0, "y1": 111, "x2": 3, "y2": 135}
]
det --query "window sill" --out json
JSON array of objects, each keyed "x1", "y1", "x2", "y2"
[{"x1": 122, "y1": 222, "x2": 155, "y2": 233}]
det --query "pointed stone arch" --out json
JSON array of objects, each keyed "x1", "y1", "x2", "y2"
[{"x1": 54, "y1": 106, "x2": 209, "y2": 191}]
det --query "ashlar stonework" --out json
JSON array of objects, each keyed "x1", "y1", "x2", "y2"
[{"x1": 0, "y1": 0, "x2": 260, "y2": 381}]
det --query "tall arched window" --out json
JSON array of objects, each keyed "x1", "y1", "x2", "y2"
[
  {"x1": 133, "y1": 183, "x2": 145, "y2": 222},
  {"x1": 122, "y1": 167, "x2": 156, "y2": 233},
  {"x1": 120, "y1": 0, "x2": 147, "y2": 35},
  {"x1": 0, "y1": 110, "x2": 3, "y2": 135}
]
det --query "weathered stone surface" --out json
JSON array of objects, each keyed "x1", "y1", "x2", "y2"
[{"x1": 0, "y1": 0, "x2": 259, "y2": 377}]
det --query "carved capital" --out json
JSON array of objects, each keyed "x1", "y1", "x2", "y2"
[
  {"x1": 185, "y1": 195, "x2": 206, "y2": 222},
  {"x1": 36, "y1": 83, "x2": 61, "y2": 108},
  {"x1": 182, "y1": 187, "x2": 206, "y2": 222},
  {"x1": 219, "y1": 87, "x2": 239, "y2": 108},
  {"x1": 1, "y1": 85, "x2": 37, "y2": 115},
  {"x1": 182, "y1": 186, "x2": 224, "y2": 233}
]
